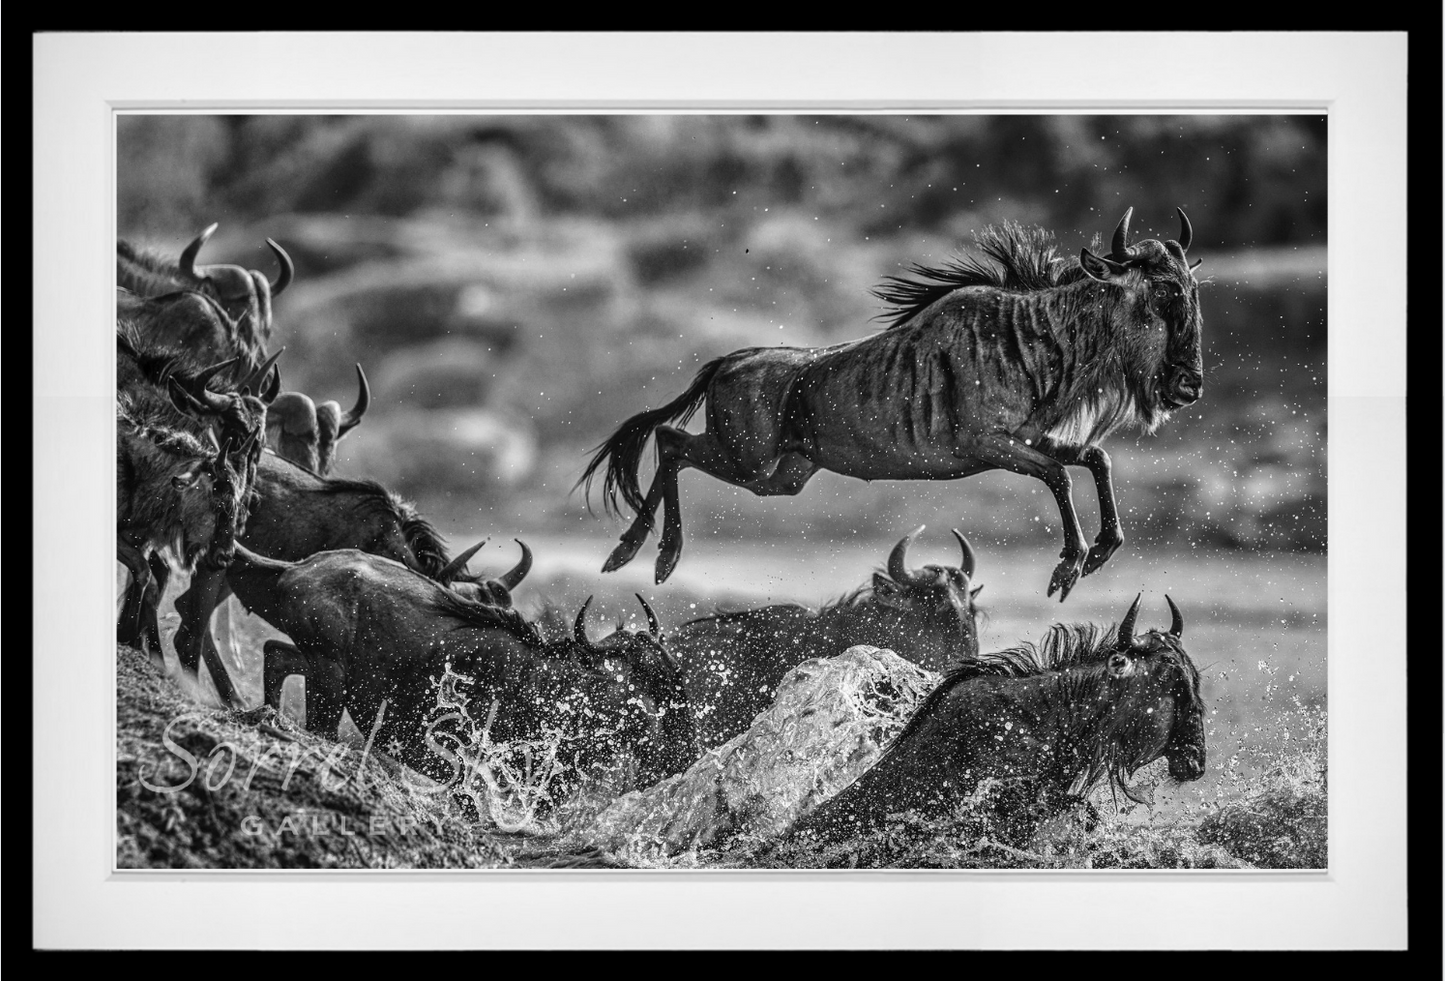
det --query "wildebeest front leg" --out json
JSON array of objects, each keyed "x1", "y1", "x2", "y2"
[
  {"x1": 970, "y1": 434, "x2": 1088, "y2": 601},
  {"x1": 116, "y1": 540, "x2": 154, "y2": 651},
  {"x1": 1034, "y1": 437, "x2": 1123, "y2": 578},
  {"x1": 137, "y1": 554, "x2": 171, "y2": 659},
  {"x1": 173, "y1": 564, "x2": 243, "y2": 708}
]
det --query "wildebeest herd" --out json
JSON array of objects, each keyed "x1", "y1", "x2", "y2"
[{"x1": 115, "y1": 209, "x2": 1209, "y2": 856}]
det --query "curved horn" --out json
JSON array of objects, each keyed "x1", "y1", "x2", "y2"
[
  {"x1": 240, "y1": 347, "x2": 284, "y2": 392},
  {"x1": 211, "y1": 433, "x2": 236, "y2": 465},
  {"x1": 194, "y1": 355, "x2": 245, "y2": 392},
  {"x1": 1175, "y1": 207, "x2": 1193, "y2": 252},
  {"x1": 167, "y1": 375, "x2": 232, "y2": 415},
  {"x1": 179, "y1": 223, "x2": 219, "y2": 279},
  {"x1": 497, "y1": 538, "x2": 533, "y2": 590},
  {"x1": 260, "y1": 363, "x2": 282, "y2": 405},
  {"x1": 1117, "y1": 592, "x2": 1143, "y2": 648},
  {"x1": 1109, "y1": 208, "x2": 1134, "y2": 261},
  {"x1": 238, "y1": 426, "x2": 262, "y2": 456},
  {"x1": 951, "y1": 528, "x2": 976, "y2": 579},
  {"x1": 1166, "y1": 594, "x2": 1184, "y2": 638},
  {"x1": 265, "y1": 238, "x2": 294, "y2": 297},
  {"x1": 436, "y1": 537, "x2": 489, "y2": 582},
  {"x1": 338, "y1": 364, "x2": 371, "y2": 437},
  {"x1": 887, "y1": 525, "x2": 927, "y2": 586},
  {"x1": 635, "y1": 593, "x2": 662, "y2": 639},
  {"x1": 574, "y1": 596, "x2": 599, "y2": 650}
]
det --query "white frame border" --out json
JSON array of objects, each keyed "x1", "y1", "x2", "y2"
[{"x1": 33, "y1": 31, "x2": 1406, "y2": 949}]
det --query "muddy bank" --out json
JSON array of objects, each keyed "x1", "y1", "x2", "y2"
[
  {"x1": 117, "y1": 642, "x2": 1303, "y2": 870},
  {"x1": 117, "y1": 643, "x2": 566, "y2": 869}
]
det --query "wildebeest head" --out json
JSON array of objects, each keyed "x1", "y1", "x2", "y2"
[
  {"x1": 1079, "y1": 208, "x2": 1205, "y2": 419},
  {"x1": 203, "y1": 431, "x2": 262, "y2": 566},
  {"x1": 116, "y1": 288, "x2": 244, "y2": 366},
  {"x1": 569, "y1": 594, "x2": 700, "y2": 784},
  {"x1": 869, "y1": 525, "x2": 984, "y2": 659},
  {"x1": 166, "y1": 349, "x2": 282, "y2": 453},
  {"x1": 266, "y1": 364, "x2": 371, "y2": 475},
  {"x1": 436, "y1": 538, "x2": 533, "y2": 608},
  {"x1": 177, "y1": 223, "x2": 294, "y2": 334},
  {"x1": 1096, "y1": 593, "x2": 1206, "y2": 786}
]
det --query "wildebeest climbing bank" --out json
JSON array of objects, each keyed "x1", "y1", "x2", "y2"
[{"x1": 113, "y1": 114, "x2": 1329, "y2": 871}]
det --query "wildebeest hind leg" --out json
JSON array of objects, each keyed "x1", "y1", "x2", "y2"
[
  {"x1": 1035, "y1": 439, "x2": 1124, "y2": 578},
  {"x1": 654, "y1": 434, "x2": 816, "y2": 584},
  {"x1": 971, "y1": 434, "x2": 1088, "y2": 601},
  {"x1": 263, "y1": 639, "x2": 309, "y2": 713},
  {"x1": 304, "y1": 657, "x2": 347, "y2": 740},
  {"x1": 602, "y1": 425, "x2": 736, "y2": 580}
]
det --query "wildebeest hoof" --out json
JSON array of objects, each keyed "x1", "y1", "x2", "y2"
[
  {"x1": 601, "y1": 538, "x2": 643, "y2": 573},
  {"x1": 654, "y1": 548, "x2": 681, "y2": 584},
  {"x1": 1047, "y1": 556, "x2": 1083, "y2": 601},
  {"x1": 1081, "y1": 535, "x2": 1123, "y2": 577}
]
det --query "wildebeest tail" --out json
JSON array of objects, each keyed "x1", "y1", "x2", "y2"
[
  {"x1": 224, "y1": 543, "x2": 294, "y2": 621},
  {"x1": 577, "y1": 356, "x2": 726, "y2": 518}
]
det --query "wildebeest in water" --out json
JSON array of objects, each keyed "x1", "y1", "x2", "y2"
[
  {"x1": 168, "y1": 451, "x2": 535, "y2": 705},
  {"x1": 204, "y1": 445, "x2": 697, "y2": 789},
  {"x1": 671, "y1": 525, "x2": 984, "y2": 749},
  {"x1": 582, "y1": 209, "x2": 1205, "y2": 599},
  {"x1": 785, "y1": 593, "x2": 1207, "y2": 854}
]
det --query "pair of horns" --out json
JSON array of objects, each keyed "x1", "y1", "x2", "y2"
[
  {"x1": 180, "y1": 224, "x2": 294, "y2": 297},
  {"x1": 268, "y1": 364, "x2": 371, "y2": 437},
  {"x1": 1116, "y1": 593, "x2": 1185, "y2": 647},
  {"x1": 574, "y1": 594, "x2": 662, "y2": 649},
  {"x1": 211, "y1": 427, "x2": 260, "y2": 470},
  {"x1": 888, "y1": 525, "x2": 977, "y2": 584},
  {"x1": 1108, "y1": 207, "x2": 1194, "y2": 262},
  {"x1": 166, "y1": 348, "x2": 283, "y2": 414},
  {"x1": 437, "y1": 537, "x2": 533, "y2": 589},
  {"x1": 241, "y1": 348, "x2": 285, "y2": 403}
]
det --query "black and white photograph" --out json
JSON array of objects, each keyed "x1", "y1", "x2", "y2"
[
  {"x1": 112, "y1": 111, "x2": 1326, "y2": 872},
  {"x1": 33, "y1": 31, "x2": 1411, "y2": 950}
]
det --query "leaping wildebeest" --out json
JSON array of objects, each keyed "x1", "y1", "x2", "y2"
[
  {"x1": 784, "y1": 593, "x2": 1206, "y2": 853},
  {"x1": 582, "y1": 209, "x2": 1205, "y2": 599}
]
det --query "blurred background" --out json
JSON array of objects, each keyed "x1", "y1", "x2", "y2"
[{"x1": 120, "y1": 114, "x2": 1327, "y2": 812}]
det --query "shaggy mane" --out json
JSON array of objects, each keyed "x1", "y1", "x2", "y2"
[
  {"x1": 428, "y1": 588, "x2": 544, "y2": 646},
  {"x1": 876, "y1": 622, "x2": 1122, "y2": 774},
  {"x1": 871, "y1": 221, "x2": 1091, "y2": 330}
]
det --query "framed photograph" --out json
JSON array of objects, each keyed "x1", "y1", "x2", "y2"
[{"x1": 34, "y1": 31, "x2": 1409, "y2": 949}]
